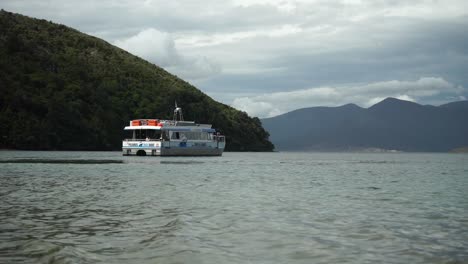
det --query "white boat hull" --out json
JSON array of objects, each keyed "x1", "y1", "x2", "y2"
[{"x1": 122, "y1": 140, "x2": 225, "y2": 156}]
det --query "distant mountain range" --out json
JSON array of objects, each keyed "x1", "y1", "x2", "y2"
[{"x1": 261, "y1": 98, "x2": 468, "y2": 152}]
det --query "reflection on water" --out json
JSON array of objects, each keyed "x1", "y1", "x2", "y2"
[
  {"x1": 0, "y1": 151, "x2": 467, "y2": 264},
  {"x1": 0, "y1": 159, "x2": 124, "y2": 164},
  {"x1": 0, "y1": 158, "x2": 205, "y2": 165},
  {"x1": 159, "y1": 160, "x2": 204, "y2": 165}
]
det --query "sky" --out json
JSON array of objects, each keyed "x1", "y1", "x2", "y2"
[{"x1": 2, "y1": 0, "x2": 468, "y2": 117}]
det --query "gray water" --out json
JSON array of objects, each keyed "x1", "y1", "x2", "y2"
[{"x1": 0, "y1": 151, "x2": 467, "y2": 264}]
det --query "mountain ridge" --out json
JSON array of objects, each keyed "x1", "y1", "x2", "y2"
[{"x1": 262, "y1": 98, "x2": 468, "y2": 152}]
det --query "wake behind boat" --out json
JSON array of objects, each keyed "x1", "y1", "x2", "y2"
[{"x1": 122, "y1": 104, "x2": 225, "y2": 156}]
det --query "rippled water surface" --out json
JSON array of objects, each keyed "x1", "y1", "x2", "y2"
[{"x1": 1, "y1": 151, "x2": 467, "y2": 263}]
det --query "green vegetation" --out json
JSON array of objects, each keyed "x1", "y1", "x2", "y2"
[{"x1": 0, "y1": 10, "x2": 274, "y2": 151}]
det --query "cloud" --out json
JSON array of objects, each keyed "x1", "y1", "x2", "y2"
[
  {"x1": 2, "y1": 0, "x2": 468, "y2": 107},
  {"x1": 350, "y1": 77, "x2": 463, "y2": 98},
  {"x1": 115, "y1": 28, "x2": 180, "y2": 67},
  {"x1": 176, "y1": 24, "x2": 302, "y2": 48},
  {"x1": 231, "y1": 77, "x2": 466, "y2": 118},
  {"x1": 230, "y1": 98, "x2": 282, "y2": 118},
  {"x1": 168, "y1": 55, "x2": 222, "y2": 80},
  {"x1": 114, "y1": 28, "x2": 221, "y2": 80},
  {"x1": 192, "y1": 15, "x2": 468, "y2": 101}
]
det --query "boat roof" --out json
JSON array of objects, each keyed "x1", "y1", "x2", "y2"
[
  {"x1": 125, "y1": 105, "x2": 216, "y2": 133},
  {"x1": 124, "y1": 125, "x2": 216, "y2": 133}
]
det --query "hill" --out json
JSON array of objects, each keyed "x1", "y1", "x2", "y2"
[
  {"x1": 261, "y1": 98, "x2": 468, "y2": 152},
  {"x1": 0, "y1": 10, "x2": 274, "y2": 151}
]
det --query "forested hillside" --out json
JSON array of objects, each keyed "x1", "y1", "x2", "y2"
[{"x1": 0, "y1": 10, "x2": 274, "y2": 151}]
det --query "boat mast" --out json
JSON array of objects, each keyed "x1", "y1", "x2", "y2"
[{"x1": 173, "y1": 101, "x2": 184, "y2": 121}]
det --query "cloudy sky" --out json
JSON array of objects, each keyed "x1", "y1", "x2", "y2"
[{"x1": 2, "y1": 0, "x2": 468, "y2": 117}]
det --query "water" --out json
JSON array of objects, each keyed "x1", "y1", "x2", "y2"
[{"x1": 0, "y1": 151, "x2": 467, "y2": 264}]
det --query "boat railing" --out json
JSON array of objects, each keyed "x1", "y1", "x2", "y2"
[{"x1": 124, "y1": 138, "x2": 161, "y2": 141}]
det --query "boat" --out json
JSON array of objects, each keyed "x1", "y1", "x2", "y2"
[{"x1": 122, "y1": 104, "x2": 225, "y2": 156}]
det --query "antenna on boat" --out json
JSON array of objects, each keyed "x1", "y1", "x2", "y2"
[{"x1": 173, "y1": 101, "x2": 184, "y2": 121}]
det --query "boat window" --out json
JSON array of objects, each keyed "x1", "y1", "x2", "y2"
[
  {"x1": 162, "y1": 131, "x2": 170, "y2": 140},
  {"x1": 171, "y1": 132, "x2": 180, "y2": 140},
  {"x1": 148, "y1": 130, "x2": 161, "y2": 139},
  {"x1": 124, "y1": 130, "x2": 134, "y2": 139},
  {"x1": 138, "y1": 130, "x2": 146, "y2": 139},
  {"x1": 185, "y1": 132, "x2": 197, "y2": 140},
  {"x1": 168, "y1": 131, "x2": 211, "y2": 140},
  {"x1": 125, "y1": 129, "x2": 161, "y2": 140}
]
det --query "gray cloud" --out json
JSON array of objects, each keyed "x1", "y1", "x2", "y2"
[
  {"x1": 2, "y1": 0, "x2": 467, "y2": 116},
  {"x1": 114, "y1": 28, "x2": 181, "y2": 67},
  {"x1": 231, "y1": 77, "x2": 466, "y2": 117},
  {"x1": 113, "y1": 28, "x2": 221, "y2": 80}
]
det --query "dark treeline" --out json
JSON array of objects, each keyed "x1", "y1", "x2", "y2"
[{"x1": 0, "y1": 10, "x2": 274, "y2": 151}]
